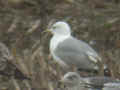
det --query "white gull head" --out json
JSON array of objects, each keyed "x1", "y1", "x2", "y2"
[
  {"x1": 61, "y1": 72, "x2": 82, "y2": 87},
  {"x1": 50, "y1": 21, "x2": 71, "y2": 36}
]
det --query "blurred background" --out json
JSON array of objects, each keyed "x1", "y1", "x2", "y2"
[{"x1": 0, "y1": 0, "x2": 120, "y2": 90}]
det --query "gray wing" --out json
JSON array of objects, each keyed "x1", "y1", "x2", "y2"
[
  {"x1": 84, "y1": 77, "x2": 116, "y2": 86},
  {"x1": 54, "y1": 37, "x2": 101, "y2": 70},
  {"x1": 103, "y1": 87, "x2": 120, "y2": 90},
  {"x1": 103, "y1": 82, "x2": 120, "y2": 90},
  {"x1": 82, "y1": 77, "x2": 119, "y2": 89}
]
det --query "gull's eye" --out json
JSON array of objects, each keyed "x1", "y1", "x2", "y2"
[
  {"x1": 68, "y1": 76, "x2": 75, "y2": 80},
  {"x1": 67, "y1": 75, "x2": 78, "y2": 81},
  {"x1": 52, "y1": 26, "x2": 57, "y2": 29}
]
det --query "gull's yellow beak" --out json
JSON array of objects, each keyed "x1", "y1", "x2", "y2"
[{"x1": 42, "y1": 29, "x2": 52, "y2": 34}]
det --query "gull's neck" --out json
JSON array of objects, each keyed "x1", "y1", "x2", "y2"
[
  {"x1": 50, "y1": 34, "x2": 71, "y2": 51},
  {"x1": 54, "y1": 33, "x2": 71, "y2": 38}
]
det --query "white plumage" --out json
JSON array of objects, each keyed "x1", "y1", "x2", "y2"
[{"x1": 49, "y1": 21, "x2": 101, "y2": 71}]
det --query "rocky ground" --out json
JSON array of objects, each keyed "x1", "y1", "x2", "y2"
[{"x1": 0, "y1": 0, "x2": 120, "y2": 90}]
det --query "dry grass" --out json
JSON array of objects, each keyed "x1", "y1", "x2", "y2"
[{"x1": 0, "y1": 0, "x2": 120, "y2": 90}]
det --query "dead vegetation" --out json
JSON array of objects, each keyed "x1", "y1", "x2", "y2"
[{"x1": 0, "y1": 0, "x2": 120, "y2": 90}]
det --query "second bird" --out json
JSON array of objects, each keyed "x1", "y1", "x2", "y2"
[{"x1": 49, "y1": 21, "x2": 102, "y2": 72}]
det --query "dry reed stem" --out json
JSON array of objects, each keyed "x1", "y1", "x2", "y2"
[
  {"x1": 26, "y1": 20, "x2": 41, "y2": 35},
  {"x1": 12, "y1": 48, "x2": 31, "y2": 90},
  {"x1": 7, "y1": 17, "x2": 19, "y2": 33},
  {"x1": 23, "y1": 80, "x2": 31, "y2": 90},
  {"x1": 12, "y1": 48, "x2": 30, "y2": 76},
  {"x1": 11, "y1": 77, "x2": 21, "y2": 90}
]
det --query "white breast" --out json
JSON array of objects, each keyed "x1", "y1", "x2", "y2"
[
  {"x1": 50, "y1": 35, "x2": 70, "y2": 68},
  {"x1": 50, "y1": 35, "x2": 70, "y2": 51}
]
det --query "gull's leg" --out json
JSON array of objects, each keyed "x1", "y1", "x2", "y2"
[
  {"x1": 48, "y1": 54, "x2": 62, "y2": 77},
  {"x1": 71, "y1": 65, "x2": 77, "y2": 72},
  {"x1": 71, "y1": 65, "x2": 91, "y2": 77},
  {"x1": 56, "y1": 62, "x2": 62, "y2": 76},
  {"x1": 96, "y1": 60, "x2": 104, "y2": 76},
  {"x1": 51, "y1": 60, "x2": 63, "y2": 80}
]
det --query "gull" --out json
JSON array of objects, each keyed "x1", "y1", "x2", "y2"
[
  {"x1": 60, "y1": 72, "x2": 118, "y2": 90},
  {"x1": 60, "y1": 72, "x2": 88, "y2": 90},
  {"x1": 49, "y1": 21, "x2": 102, "y2": 71}
]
